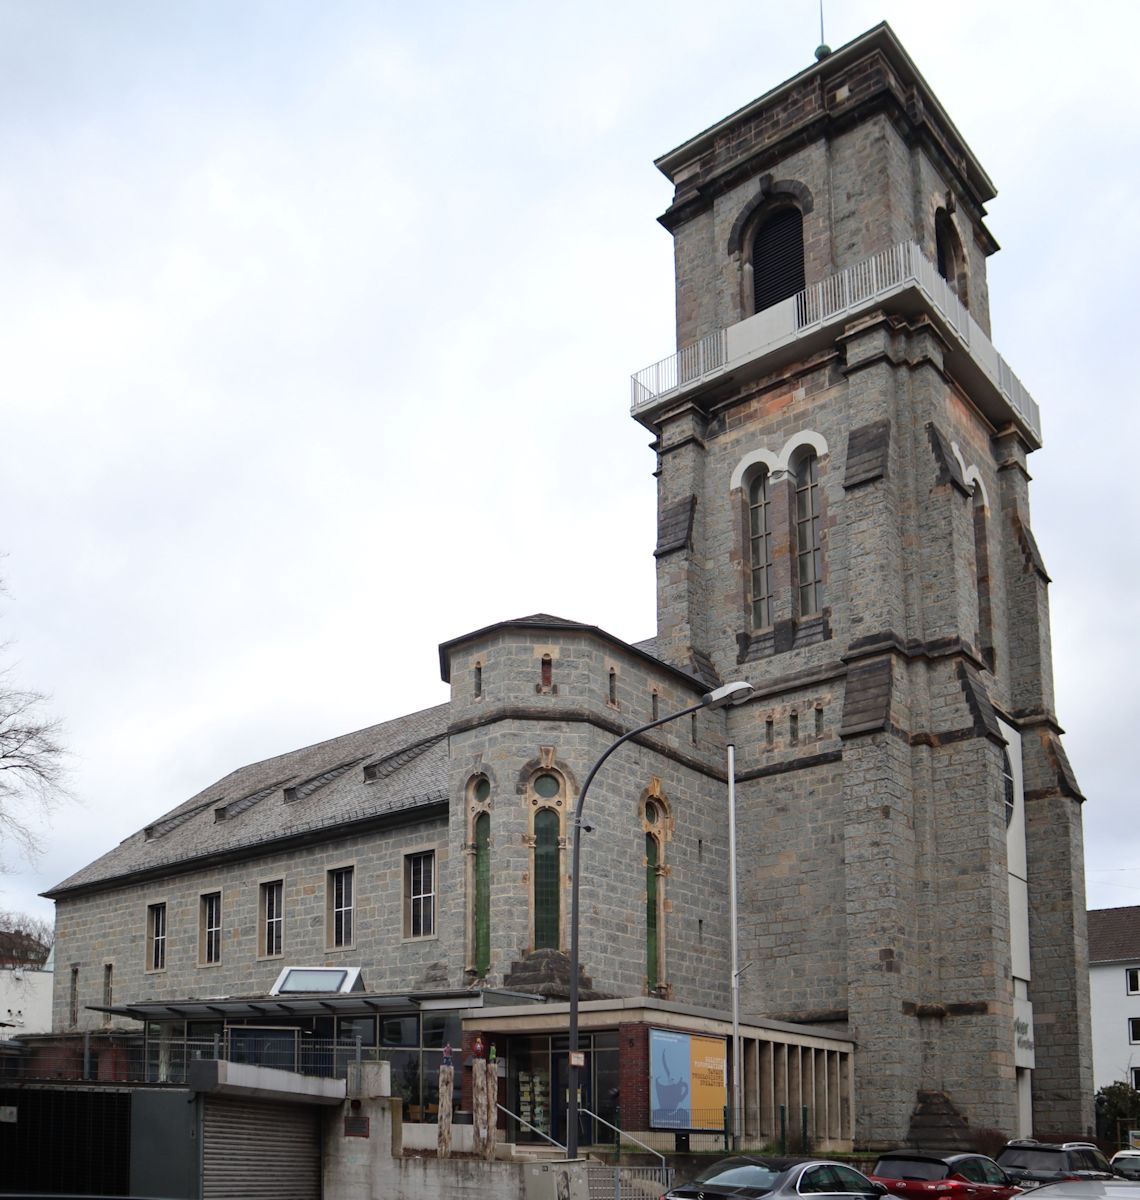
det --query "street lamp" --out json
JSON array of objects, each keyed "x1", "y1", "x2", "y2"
[{"x1": 565, "y1": 679, "x2": 754, "y2": 1160}]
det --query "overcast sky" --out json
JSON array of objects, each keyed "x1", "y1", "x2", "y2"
[{"x1": 2, "y1": 1, "x2": 1138, "y2": 926}]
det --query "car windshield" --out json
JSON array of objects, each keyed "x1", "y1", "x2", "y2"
[
  {"x1": 1116, "y1": 1162, "x2": 1140, "y2": 1179},
  {"x1": 999, "y1": 1150, "x2": 1063, "y2": 1171},
  {"x1": 875, "y1": 1160, "x2": 950, "y2": 1182},
  {"x1": 695, "y1": 1160, "x2": 782, "y2": 1190}
]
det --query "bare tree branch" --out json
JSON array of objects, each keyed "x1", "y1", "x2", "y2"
[{"x1": 0, "y1": 575, "x2": 71, "y2": 866}]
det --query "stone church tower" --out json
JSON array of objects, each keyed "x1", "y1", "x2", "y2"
[{"x1": 634, "y1": 23, "x2": 1092, "y2": 1141}]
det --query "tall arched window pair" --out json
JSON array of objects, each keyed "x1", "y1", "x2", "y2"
[{"x1": 748, "y1": 450, "x2": 824, "y2": 628}]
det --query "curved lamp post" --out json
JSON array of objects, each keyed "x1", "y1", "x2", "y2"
[{"x1": 565, "y1": 679, "x2": 754, "y2": 1159}]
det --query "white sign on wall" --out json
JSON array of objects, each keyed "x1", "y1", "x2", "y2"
[{"x1": 1013, "y1": 996, "x2": 1036, "y2": 1070}]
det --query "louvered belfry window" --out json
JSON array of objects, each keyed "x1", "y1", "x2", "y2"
[{"x1": 752, "y1": 206, "x2": 805, "y2": 313}]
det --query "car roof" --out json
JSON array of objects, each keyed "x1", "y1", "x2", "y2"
[
  {"x1": 877, "y1": 1151, "x2": 981, "y2": 1162},
  {"x1": 1030, "y1": 1184, "x2": 1140, "y2": 1198}
]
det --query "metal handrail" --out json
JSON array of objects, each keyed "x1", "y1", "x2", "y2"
[
  {"x1": 496, "y1": 1102, "x2": 567, "y2": 1154},
  {"x1": 579, "y1": 1106, "x2": 666, "y2": 1177},
  {"x1": 629, "y1": 241, "x2": 1041, "y2": 441}
]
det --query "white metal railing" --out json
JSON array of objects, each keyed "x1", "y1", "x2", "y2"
[
  {"x1": 630, "y1": 241, "x2": 1041, "y2": 441},
  {"x1": 496, "y1": 1102, "x2": 567, "y2": 1153}
]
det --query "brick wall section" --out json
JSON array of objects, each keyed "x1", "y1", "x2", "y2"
[{"x1": 617, "y1": 1022, "x2": 650, "y2": 1129}]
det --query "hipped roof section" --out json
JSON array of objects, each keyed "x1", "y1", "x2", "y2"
[{"x1": 44, "y1": 702, "x2": 451, "y2": 900}]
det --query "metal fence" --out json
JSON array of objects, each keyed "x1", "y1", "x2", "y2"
[{"x1": 587, "y1": 1164, "x2": 675, "y2": 1200}]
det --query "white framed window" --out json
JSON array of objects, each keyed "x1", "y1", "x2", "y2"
[
  {"x1": 199, "y1": 892, "x2": 222, "y2": 965},
  {"x1": 1126, "y1": 967, "x2": 1139, "y2": 995},
  {"x1": 147, "y1": 902, "x2": 167, "y2": 972},
  {"x1": 1132, "y1": 1067, "x2": 1140, "y2": 1091},
  {"x1": 261, "y1": 880, "x2": 284, "y2": 958},
  {"x1": 404, "y1": 850, "x2": 435, "y2": 938},
  {"x1": 1129, "y1": 1017, "x2": 1140, "y2": 1044},
  {"x1": 328, "y1": 866, "x2": 354, "y2": 948}
]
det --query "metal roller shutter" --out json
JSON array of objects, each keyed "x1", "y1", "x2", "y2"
[{"x1": 202, "y1": 1096, "x2": 321, "y2": 1200}]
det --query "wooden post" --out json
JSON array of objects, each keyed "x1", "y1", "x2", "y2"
[
  {"x1": 437, "y1": 1043, "x2": 454, "y2": 1158},
  {"x1": 473, "y1": 1059, "x2": 488, "y2": 1157},
  {"x1": 485, "y1": 1046, "x2": 499, "y2": 1160}
]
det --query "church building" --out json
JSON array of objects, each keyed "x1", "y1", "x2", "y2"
[{"x1": 39, "y1": 23, "x2": 1092, "y2": 1156}]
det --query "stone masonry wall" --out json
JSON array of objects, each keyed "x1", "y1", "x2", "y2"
[{"x1": 53, "y1": 813, "x2": 449, "y2": 1032}]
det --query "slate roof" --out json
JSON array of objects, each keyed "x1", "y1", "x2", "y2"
[
  {"x1": 1087, "y1": 906, "x2": 1140, "y2": 964},
  {"x1": 45, "y1": 702, "x2": 451, "y2": 899}
]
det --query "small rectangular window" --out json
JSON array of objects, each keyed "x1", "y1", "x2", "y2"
[
  {"x1": 328, "y1": 867, "x2": 354, "y2": 948},
  {"x1": 147, "y1": 902, "x2": 167, "y2": 972},
  {"x1": 200, "y1": 892, "x2": 222, "y2": 965},
  {"x1": 261, "y1": 880, "x2": 284, "y2": 957},
  {"x1": 1133, "y1": 1067, "x2": 1140, "y2": 1091},
  {"x1": 405, "y1": 851, "x2": 435, "y2": 938},
  {"x1": 1130, "y1": 1017, "x2": 1140, "y2": 1044},
  {"x1": 1126, "y1": 967, "x2": 1139, "y2": 994},
  {"x1": 69, "y1": 966, "x2": 79, "y2": 1027}
]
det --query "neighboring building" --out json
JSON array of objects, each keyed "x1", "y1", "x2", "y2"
[
  {"x1": 0, "y1": 943, "x2": 53, "y2": 1041},
  {"x1": 1088, "y1": 907, "x2": 1140, "y2": 1091},
  {"x1": 41, "y1": 22, "x2": 1091, "y2": 1150}
]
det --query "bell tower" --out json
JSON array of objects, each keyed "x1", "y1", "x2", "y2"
[{"x1": 634, "y1": 23, "x2": 1091, "y2": 1142}]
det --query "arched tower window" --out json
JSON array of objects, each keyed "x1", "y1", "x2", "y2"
[
  {"x1": 794, "y1": 451, "x2": 823, "y2": 616},
  {"x1": 935, "y1": 207, "x2": 969, "y2": 307},
  {"x1": 748, "y1": 469, "x2": 773, "y2": 628},
  {"x1": 752, "y1": 206, "x2": 805, "y2": 313},
  {"x1": 473, "y1": 811, "x2": 491, "y2": 975},
  {"x1": 534, "y1": 807, "x2": 561, "y2": 950},
  {"x1": 1001, "y1": 749, "x2": 1016, "y2": 829},
  {"x1": 973, "y1": 483, "x2": 994, "y2": 670}
]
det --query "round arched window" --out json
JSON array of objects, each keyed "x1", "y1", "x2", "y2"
[{"x1": 473, "y1": 777, "x2": 491, "y2": 804}]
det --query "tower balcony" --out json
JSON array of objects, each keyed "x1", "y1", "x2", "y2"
[{"x1": 631, "y1": 242, "x2": 1042, "y2": 447}]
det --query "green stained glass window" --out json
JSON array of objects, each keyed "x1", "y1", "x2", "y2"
[
  {"x1": 646, "y1": 834, "x2": 659, "y2": 991},
  {"x1": 474, "y1": 812, "x2": 491, "y2": 976},
  {"x1": 534, "y1": 808, "x2": 560, "y2": 949},
  {"x1": 533, "y1": 773, "x2": 560, "y2": 799}
]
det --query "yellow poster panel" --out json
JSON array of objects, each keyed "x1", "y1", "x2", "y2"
[{"x1": 689, "y1": 1034, "x2": 727, "y2": 1120}]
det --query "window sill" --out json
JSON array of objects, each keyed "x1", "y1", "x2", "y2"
[
  {"x1": 737, "y1": 611, "x2": 831, "y2": 662},
  {"x1": 401, "y1": 933, "x2": 440, "y2": 944},
  {"x1": 325, "y1": 943, "x2": 356, "y2": 954}
]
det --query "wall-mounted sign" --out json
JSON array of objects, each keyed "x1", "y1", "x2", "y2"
[
  {"x1": 569, "y1": 1050, "x2": 585, "y2": 1069},
  {"x1": 1013, "y1": 996, "x2": 1035, "y2": 1069},
  {"x1": 649, "y1": 1028, "x2": 726, "y2": 1130}
]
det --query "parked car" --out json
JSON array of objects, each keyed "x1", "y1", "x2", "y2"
[
  {"x1": 995, "y1": 1141, "x2": 1116, "y2": 1188},
  {"x1": 869, "y1": 1149, "x2": 1021, "y2": 1200},
  {"x1": 1030, "y1": 1183, "x2": 1140, "y2": 1200},
  {"x1": 661, "y1": 1156, "x2": 888, "y2": 1200},
  {"x1": 1111, "y1": 1154, "x2": 1140, "y2": 1182}
]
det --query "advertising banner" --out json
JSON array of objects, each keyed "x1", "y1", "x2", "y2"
[{"x1": 649, "y1": 1028, "x2": 727, "y2": 1129}]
